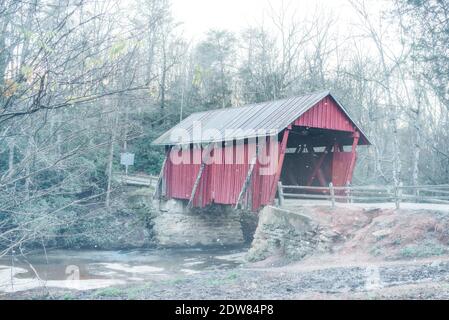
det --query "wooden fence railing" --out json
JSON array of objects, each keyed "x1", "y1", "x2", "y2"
[
  {"x1": 113, "y1": 173, "x2": 159, "y2": 187},
  {"x1": 277, "y1": 182, "x2": 449, "y2": 209}
]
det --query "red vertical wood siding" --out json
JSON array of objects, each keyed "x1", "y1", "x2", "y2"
[
  {"x1": 164, "y1": 148, "x2": 201, "y2": 200},
  {"x1": 164, "y1": 142, "x2": 278, "y2": 210},
  {"x1": 331, "y1": 152, "x2": 353, "y2": 186},
  {"x1": 294, "y1": 96, "x2": 355, "y2": 132}
]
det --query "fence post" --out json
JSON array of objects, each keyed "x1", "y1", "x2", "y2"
[
  {"x1": 277, "y1": 181, "x2": 284, "y2": 207},
  {"x1": 346, "y1": 181, "x2": 352, "y2": 203},
  {"x1": 329, "y1": 182, "x2": 335, "y2": 208},
  {"x1": 395, "y1": 182, "x2": 403, "y2": 210},
  {"x1": 414, "y1": 186, "x2": 420, "y2": 203}
]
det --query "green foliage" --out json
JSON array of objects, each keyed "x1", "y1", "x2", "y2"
[
  {"x1": 62, "y1": 293, "x2": 74, "y2": 300},
  {"x1": 132, "y1": 144, "x2": 165, "y2": 175},
  {"x1": 125, "y1": 284, "x2": 152, "y2": 299},
  {"x1": 109, "y1": 40, "x2": 128, "y2": 59},
  {"x1": 227, "y1": 271, "x2": 239, "y2": 280},
  {"x1": 194, "y1": 30, "x2": 237, "y2": 109},
  {"x1": 399, "y1": 240, "x2": 448, "y2": 258},
  {"x1": 94, "y1": 287, "x2": 125, "y2": 298}
]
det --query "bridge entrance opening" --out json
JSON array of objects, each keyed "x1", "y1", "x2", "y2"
[{"x1": 279, "y1": 126, "x2": 359, "y2": 195}]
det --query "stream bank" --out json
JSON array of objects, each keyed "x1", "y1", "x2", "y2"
[
  {"x1": 4, "y1": 252, "x2": 449, "y2": 300},
  {"x1": 0, "y1": 247, "x2": 247, "y2": 295}
]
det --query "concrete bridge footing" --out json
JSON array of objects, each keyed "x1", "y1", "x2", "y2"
[{"x1": 152, "y1": 199, "x2": 246, "y2": 247}]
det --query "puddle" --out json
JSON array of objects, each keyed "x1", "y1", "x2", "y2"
[
  {"x1": 180, "y1": 269, "x2": 202, "y2": 275},
  {"x1": 91, "y1": 263, "x2": 165, "y2": 274},
  {"x1": 0, "y1": 247, "x2": 247, "y2": 293}
]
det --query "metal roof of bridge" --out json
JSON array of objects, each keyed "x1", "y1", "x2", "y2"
[{"x1": 152, "y1": 90, "x2": 371, "y2": 146}]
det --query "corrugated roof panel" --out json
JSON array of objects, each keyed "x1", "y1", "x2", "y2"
[{"x1": 152, "y1": 90, "x2": 371, "y2": 145}]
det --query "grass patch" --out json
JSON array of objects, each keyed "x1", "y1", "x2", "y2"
[
  {"x1": 62, "y1": 293, "x2": 75, "y2": 300},
  {"x1": 206, "y1": 272, "x2": 240, "y2": 286},
  {"x1": 125, "y1": 283, "x2": 152, "y2": 299},
  {"x1": 94, "y1": 287, "x2": 125, "y2": 298},
  {"x1": 227, "y1": 271, "x2": 239, "y2": 280},
  {"x1": 162, "y1": 277, "x2": 184, "y2": 286},
  {"x1": 399, "y1": 241, "x2": 448, "y2": 259},
  {"x1": 206, "y1": 278, "x2": 228, "y2": 286},
  {"x1": 370, "y1": 246, "x2": 383, "y2": 257}
]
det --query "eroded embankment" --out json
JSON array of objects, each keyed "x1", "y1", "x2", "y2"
[{"x1": 248, "y1": 205, "x2": 449, "y2": 262}]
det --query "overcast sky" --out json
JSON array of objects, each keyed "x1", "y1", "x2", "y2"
[{"x1": 171, "y1": 0, "x2": 383, "y2": 40}]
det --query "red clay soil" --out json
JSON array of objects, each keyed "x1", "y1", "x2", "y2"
[{"x1": 293, "y1": 206, "x2": 449, "y2": 261}]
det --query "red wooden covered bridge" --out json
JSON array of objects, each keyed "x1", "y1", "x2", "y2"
[{"x1": 153, "y1": 91, "x2": 371, "y2": 211}]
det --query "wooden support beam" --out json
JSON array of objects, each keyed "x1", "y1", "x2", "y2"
[
  {"x1": 269, "y1": 127, "x2": 291, "y2": 204},
  {"x1": 153, "y1": 148, "x2": 170, "y2": 199},
  {"x1": 188, "y1": 163, "x2": 206, "y2": 208},
  {"x1": 329, "y1": 182, "x2": 335, "y2": 208},
  {"x1": 187, "y1": 144, "x2": 214, "y2": 208},
  {"x1": 234, "y1": 151, "x2": 259, "y2": 210},
  {"x1": 278, "y1": 181, "x2": 285, "y2": 207},
  {"x1": 316, "y1": 167, "x2": 327, "y2": 187},
  {"x1": 294, "y1": 144, "x2": 305, "y2": 154},
  {"x1": 333, "y1": 141, "x2": 339, "y2": 153},
  {"x1": 306, "y1": 144, "x2": 332, "y2": 186},
  {"x1": 345, "y1": 131, "x2": 360, "y2": 184}
]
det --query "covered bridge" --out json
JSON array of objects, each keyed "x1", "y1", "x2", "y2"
[{"x1": 153, "y1": 90, "x2": 371, "y2": 211}]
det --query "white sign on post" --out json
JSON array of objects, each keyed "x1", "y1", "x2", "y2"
[{"x1": 120, "y1": 152, "x2": 135, "y2": 174}]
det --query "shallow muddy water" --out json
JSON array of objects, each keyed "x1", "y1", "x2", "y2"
[{"x1": 0, "y1": 247, "x2": 247, "y2": 293}]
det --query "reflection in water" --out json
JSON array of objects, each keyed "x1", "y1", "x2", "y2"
[{"x1": 0, "y1": 248, "x2": 247, "y2": 293}]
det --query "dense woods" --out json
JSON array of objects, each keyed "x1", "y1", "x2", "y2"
[{"x1": 0, "y1": 0, "x2": 448, "y2": 256}]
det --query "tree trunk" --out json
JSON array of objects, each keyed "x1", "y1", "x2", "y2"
[
  {"x1": 391, "y1": 117, "x2": 401, "y2": 186},
  {"x1": 8, "y1": 140, "x2": 14, "y2": 173},
  {"x1": 24, "y1": 137, "x2": 33, "y2": 201},
  {"x1": 4, "y1": 138, "x2": 15, "y2": 183},
  {"x1": 160, "y1": 40, "x2": 167, "y2": 112},
  {"x1": 105, "y1": 104, "x2": 119, "y2": 209},
  {"x1": 412, "y1": 89, "x2": 422, "y2": 198},
  {"x1": 0, "y1": 18, "x2": 8, "y2": 105}
]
